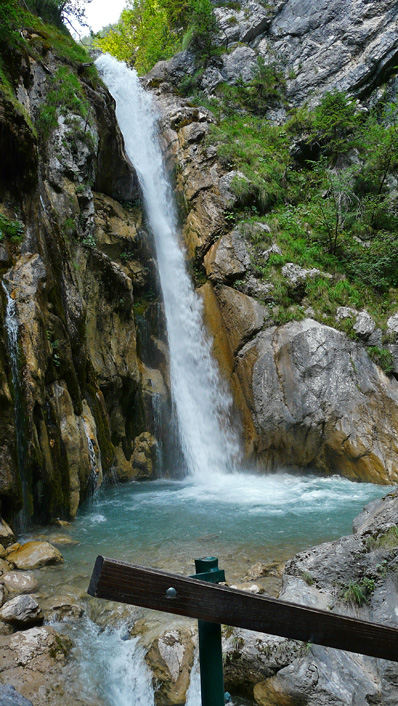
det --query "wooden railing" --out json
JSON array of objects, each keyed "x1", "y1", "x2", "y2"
[{"x1": 88, "y1": 555, "x2": 398, "y2": 705}]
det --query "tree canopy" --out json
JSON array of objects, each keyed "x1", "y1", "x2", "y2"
[{"x1": 94, "y1": 0, "x2": 218, "y2": 74}]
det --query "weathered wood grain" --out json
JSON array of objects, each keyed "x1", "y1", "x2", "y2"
[{"x1": 88, "y1": 556, "x2": 398, "y2": 662}]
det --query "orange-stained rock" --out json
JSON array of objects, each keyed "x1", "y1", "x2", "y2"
[{"x1": 7, "y1": 542, "x2": 63, "y2": 570}]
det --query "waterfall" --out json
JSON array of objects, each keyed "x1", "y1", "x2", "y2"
[
  {"x1": 96, "y1": 54, "x2": 241, "y2": 479},
  {"x1": 2, "y1": 280, "x2": 30, "y2": 529}
]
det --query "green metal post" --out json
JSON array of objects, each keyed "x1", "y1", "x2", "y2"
[{"x1": 193, "y1": 557, "x2": 226, "y2": 706}]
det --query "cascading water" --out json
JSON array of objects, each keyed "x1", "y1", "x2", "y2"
[
  {"x1": 2, "y1": 280, "x2": 30, "y2": 529},
  {"x1": 95, "y1": 54, "x2": 241, "y2": 479},
  {"x1": 70, "y1": 619, "x2": 155, "y2": 706}
]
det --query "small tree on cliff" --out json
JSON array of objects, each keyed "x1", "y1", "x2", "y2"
[
  {"x1": 21, "y1": 0, "x2": 91, "y2": 33},
  {"x1": 187, "y1": 0, "x2": 218, "y2": 59}
]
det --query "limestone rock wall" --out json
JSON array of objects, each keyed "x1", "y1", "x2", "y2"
[
  {"x1": 150, "y1": 42, "x2": 398, "y2": 485},
  {"x1": 146, "y1": 0, "x2": 398, "y2": 108},
  {"x1": 0, "y1": 47, "x2": 168, "y2": 526}
]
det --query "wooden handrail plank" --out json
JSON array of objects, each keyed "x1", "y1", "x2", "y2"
[{"x1": 88, "y1": 556, "x2": 398, "y2": 662}]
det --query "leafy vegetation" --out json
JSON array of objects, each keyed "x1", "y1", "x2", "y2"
[
  {"x1": 0, "y1": 0, "x2": 92, "y2": 88},
  {"x1": 343, "y1": 578, "x2": 375, "y2": 606},
  {"x1": 36, "y1": 66, "x2": 91, "y2": 138},
  {"x1": 24, "y1": 0, "x2": 91, "y2": 33},
  {"x1": 0, "y1": 213, "x2": 24, "y2": 242},
  {"x1": 94, "y1": 0, "x2": 219, "y2": 74},
  {"x1": 195, "y1": 85, "x2": 398, "y2": 333}
]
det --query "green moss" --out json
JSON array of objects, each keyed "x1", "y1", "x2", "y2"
[
  {"x1": 366, "y1": 526, "x2": 398, "y2": 550},
  {"x1": 301, "y1": 571, "x2": 314, "y2": 586}
]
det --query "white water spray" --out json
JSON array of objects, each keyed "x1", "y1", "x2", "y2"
[
  {"x1": 73, "y1": 619, "x2": 155, "y2": 706},
  {"x1": 96, "y1": 55, "x2": 241, "y2": 479}
]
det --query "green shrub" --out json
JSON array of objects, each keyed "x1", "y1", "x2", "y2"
[
  {"x1": 36, "y1": 66, "x2": 90, "y2": 139},
  {"x1": 367, "y1": 347, "x2": 394, "y2": 374},
  {"x1": 343, "y1": 578, "x2": 375, "y2": 606},
  {"x1": 0, "y1": 213, "x2": 24, "y2": 241}
]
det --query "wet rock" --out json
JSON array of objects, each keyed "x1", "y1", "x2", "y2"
[
  {"x1": 41, "y1": 534, "x2": 79, "y2": 547},
  {"x1": 131, "y1": 432, "x2": 158, "y2": 480},
  {"x1": 7, "y1": 541, "x2": 63, "y2": 570},
  {"x1": 5, "y1": 543, "x2": 21, "y2": 556},
  {"x1": 244, "y1": 561, "x2": 283, "y2": 580},
  {"x1": 1, "y1": 572, "x2": 38, "y2": 595},
  {"x1": 0, "y1": 684, "x2": 33, "y2": 706},
  {"x1": 237, "y1": 318, "x2": 398, "y2": 482},
  {"x1": 230, "y1": 583, "x2": 263, "y2": 594},
  {"x1": 0, "y1": 521, "x2": 14, "y2": 548},
  {"x1": 41, "y1": 595, "x2": 84, "y2": 622},
  {"x1": 183, "y1": 190, "x2": 226, "y2": 260},
  {"x1": 254, "y1": 677, "x2": 296, "y2": 706},
  {"x1": 215, "y1": 286, "x2": 267, "y2": 355},
  {"x1": 0, "y1": 559, "x2": 11, "y2": 576},
  {"x1": 146, "y1": 628, "x2": 195, "y2": 706},
  {"x1": 94, "y1": 192, "x2": 140, "y2": 262},
  {"x1": 0, "y1": 594, "x2": 43, "y2": 627}
]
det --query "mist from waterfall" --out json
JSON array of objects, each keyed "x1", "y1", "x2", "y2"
[{"x1": 96, "y1": 54, "x2": 241, "y2": 480}]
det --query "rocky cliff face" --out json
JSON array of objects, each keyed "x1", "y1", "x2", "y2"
[
  {"x1": 0, "y1": 30, "x2": 170, "y2": 526},
  {"x1": 147, "y1": 0, "x2": 398, "y2": 108},
  {"x1": 144, "y1": 0, "x2": 398, "y2": 485},
  {"x1": 2, "y1": 0, "x2": 398, "y2": 528}
]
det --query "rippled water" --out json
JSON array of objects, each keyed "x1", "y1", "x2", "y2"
[
  {"x1": 38, "y1": 471, "x2": 392, "y2": 593},
  {"x1": 33, "y1": 471, "x2": 393, "y2": 706}
]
